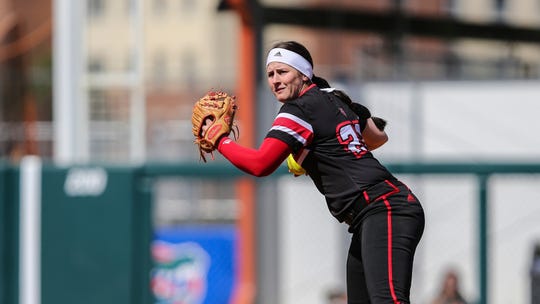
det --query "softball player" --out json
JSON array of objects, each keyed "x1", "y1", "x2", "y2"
[{"x1": 214, "y1": 40, "x2": 425, "y2": 303}]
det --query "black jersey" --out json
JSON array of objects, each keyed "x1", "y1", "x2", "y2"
[{"x1": 266, "y1": 86, "x2": 394, "y2": 220}]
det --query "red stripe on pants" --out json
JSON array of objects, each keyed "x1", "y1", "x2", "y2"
[{"x1": 383, "y1": 198, "x2": 400, "y2": 304}]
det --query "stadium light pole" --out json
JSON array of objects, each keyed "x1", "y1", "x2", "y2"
[
  {"x1": 129, "y1": 0, "x2": 146, "y2": 163},
  {"x1": 53, "y1": 0, "x2": 87, "y2": 164}
]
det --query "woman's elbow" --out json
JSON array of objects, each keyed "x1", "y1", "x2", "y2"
[
  {"x1": 367, "y1": 134, "x2": 388, "y2": 150},
  {"x1": 379, "y1": 133, "x2": 389, "y2": 145},
  {"x1": 247, "y1": 171, "x2": 272, "y2": 177}
]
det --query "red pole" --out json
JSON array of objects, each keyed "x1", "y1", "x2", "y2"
[{"x1": 229, "y1": 1, "x2": 256, "y2": 303}]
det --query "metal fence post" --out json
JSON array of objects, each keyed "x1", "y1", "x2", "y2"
[
  {"x1": 132, "y1": 173, "x2": 154, "y2": 304},
  {"x1": 478, "y1": 174, "x2": 489, "y2": 304}
]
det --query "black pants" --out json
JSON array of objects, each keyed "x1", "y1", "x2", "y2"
[{"x1": 346, "y1": 180, "x2": 425, "y2": 304}]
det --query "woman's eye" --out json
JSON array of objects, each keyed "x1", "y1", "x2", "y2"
[{"x1": 267, "y1": 69, "x2": 288, "y2": 78}]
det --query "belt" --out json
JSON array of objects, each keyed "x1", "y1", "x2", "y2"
[{"x1": 343, "y1": 179, "x2": 402, "y2": 226}]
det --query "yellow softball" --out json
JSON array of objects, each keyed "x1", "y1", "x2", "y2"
[{"x1": 286, "y1": 154, "x2": 306, "y2": 176}]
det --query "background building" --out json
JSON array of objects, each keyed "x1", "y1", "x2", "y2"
[
  {"x1": 3, "y1": 0, "x2": 540, "y2": 162},
  {"x1": 1, "y1": 1, "x2": 540, "y2": 304}
]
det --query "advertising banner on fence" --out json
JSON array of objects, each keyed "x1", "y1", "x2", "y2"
[{"x1": 151, "y1": 225, "x2": 237, "y2": 304}]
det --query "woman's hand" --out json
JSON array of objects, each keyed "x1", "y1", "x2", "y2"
[{"x1": 201, "y1": 117, "x2": 214, "y2": 135}]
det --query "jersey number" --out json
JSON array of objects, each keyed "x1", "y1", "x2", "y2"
[{"x1": 337, "y1": 121, "x2": 368, "y2": 158}]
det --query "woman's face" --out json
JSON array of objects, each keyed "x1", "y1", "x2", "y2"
[{"x1": 266, "y1": 62, "x2": 309, "y2": 102}]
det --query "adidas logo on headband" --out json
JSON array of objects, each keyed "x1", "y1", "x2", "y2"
[{"x1": 266, "y1": 47, "x2": 313, "y2": 79}]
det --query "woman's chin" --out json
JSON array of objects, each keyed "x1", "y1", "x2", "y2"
[{"x1": 275, "y1": 93, "x2": 288, "y2": 102}]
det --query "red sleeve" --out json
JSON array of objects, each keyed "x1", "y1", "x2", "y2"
[{"x1": 217, "y1": 137, "x2": 291, "y2": 177}]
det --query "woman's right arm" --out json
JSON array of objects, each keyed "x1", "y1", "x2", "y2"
[
  {"x1": 217, "y1": 137, "x2": 291, "y2": 177},
  {"x1": 362, "y1": 118, "x2": 388, "y2": 150}
]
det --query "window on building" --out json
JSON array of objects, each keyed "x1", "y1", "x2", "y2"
[
  {"x1": 180, "y1": 0, "x2": 196, "y2": 12},
  {"x1": 88, "y1": 0, "x2": 105, "y2": 18},
  {"x1": 88, "y1": 56, "x2": 104, "y2": 73},
  {"x1": 181, "y1": 50, "x2": 196, "y2": 86},
  {"x1": 89, "y1": 89, "x2": 108, "y2": 120},
  {"x1": 153, "y1": 51, "x2": 167, "y2": 83},
  {"x1": 444, "y1": 0, "x2": 457, "y2": 16},
  {"x1": 125, "y1": 0, "x2": 135, "y2": 16},
  {"x1": 153, "y1": 0, "x2": 167, "y2": 16},
  {"x1": 124, "y1": 50, "x2": 133, "y2": 73},
  {"x1": 494, "y1": 0, "x2": 506, "y2": 21}
]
